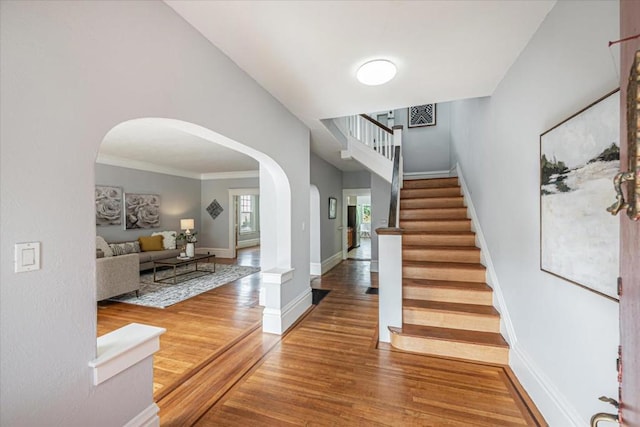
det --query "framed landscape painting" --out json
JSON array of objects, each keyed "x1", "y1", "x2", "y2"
[
  {"x1": 125, "y1": 193, "x2": 161, "y2": 229},
  {"x1": 540, "y1": 89, "x2": 620, "y2": 300}
]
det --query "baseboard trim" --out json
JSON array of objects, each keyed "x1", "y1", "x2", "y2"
[
  {"x1": 310, "y1": 262, "x2": 322, "y2": 276},
  {"x1": 403, "y1": 170, "x2": 451, "y2": 180},
  {"x1": 124, "y1": 403, "x2": 159, "y2": 427},
  {"x1": 321, "y1": 251, "x2": 343, "y2": 275},
  {"x1": 370, "y1": 260, "x2": 379, "y2": 272},
  {"x1": 456, "y1": 163, "x2": 517, "y2": 345},
  {"x1": 196, "y1": 247, "x2": 234, "y2": 259},
  {"x1": 236, "y1": 238, "x2": 260, "y2": 249},
  {"x1": 511, "y1": 345, "x2": 584, "y2": 426},
  {"x1": 263, "y1": 287, "x2": 312, "y2": 335}
]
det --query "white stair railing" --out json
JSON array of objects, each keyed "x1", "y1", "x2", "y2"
[{"x1": 347, "y1": 115, "x2": 394, "y2": 160}]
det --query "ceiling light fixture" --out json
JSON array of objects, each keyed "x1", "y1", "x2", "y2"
[{"x1": 356, "y1": 59, "x2": 397, "y2": 86}]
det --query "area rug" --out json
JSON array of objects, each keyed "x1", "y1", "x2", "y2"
[{"x1": 109, "y1": 263, "x2": 260, "y2": 309}]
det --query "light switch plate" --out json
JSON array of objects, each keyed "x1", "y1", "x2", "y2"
[{"x1": 15, "y1": 242, "x2": 41, "y2": 273}]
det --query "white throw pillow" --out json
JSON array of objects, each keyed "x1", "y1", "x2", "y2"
[
  {"x1": 96, "y1": 236, "x2": 113, "y2": 257},
  {"x1": 151, "y1": 231, "x2": 177, "y2": 250}
]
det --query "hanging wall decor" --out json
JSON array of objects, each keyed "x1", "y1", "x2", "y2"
[
  {"x1": 540, "y1": 89, "x2": 620, "y2": 300},
  {"x1": 206, "y1": 199, "x2": 224, "y2": 220},
  {"x1": 124, "y1": 193, "x2": 160, "y2": 229},
  {"x1": 408, "y1": 104, "x2": 436, "y2": 127},
  {"x1": 95, "y1": 185, "x2": 122, "y2": 226}
]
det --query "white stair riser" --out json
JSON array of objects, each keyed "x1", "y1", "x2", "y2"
[
  {"x1": 404, "y1": 286, "x2": 493, "y2": 305},
  {"x1": 400, "y1": 198, "x2": 464, "y2": 209},
  {"x1": 400, "y1": 220, "x2": 471, "y2": 232},
  {"x1": 403, "y1": 249, "x2": 480, "y2": 264},
  {"x1": 404, "y1": 235, "x2": 476, "y2": 246},
  {"x1": 402, "y1": 188, "x2": 461, "y2": 198},
  {"x1": 390, "y1": 334, "x2": 508, "y2": 365},
  {"x1": 403, "y1": 308, "x2": 500, "y2": 333},
  {"x1": 401, "y1": 209, "x2": 467, "y2": 220},
  {"x1": 403, "y1": 266, "x2": 486, "y2": 282}
]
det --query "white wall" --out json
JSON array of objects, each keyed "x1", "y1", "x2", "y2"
[
  {"x1": 450, "y1": 2, "x2": 620, "y2": 425},
  {"x1": 370, "y1": 173, "x2": 391, "y2": 271},
  {"x1": 395, "y1": 103, "x2": 451, "y2": 174},
  {"x1": 0, "y1": 1, "x2": 309, "y2": 425}
]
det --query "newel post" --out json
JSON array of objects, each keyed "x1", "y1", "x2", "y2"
[
  {"x1": 376, "y1": 227, "x2": 403, "y2": 342},
  {"x1": 393, "y1": 125, "x2": 403, "y2": 188}
]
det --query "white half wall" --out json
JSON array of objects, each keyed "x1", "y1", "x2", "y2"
[{"x1": 449, "y1": 1, "x2": 620, "y2": 425}]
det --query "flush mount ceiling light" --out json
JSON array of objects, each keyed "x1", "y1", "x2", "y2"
[{"x1": 356, "y1": 59, "x2": 397, "y2": 86}]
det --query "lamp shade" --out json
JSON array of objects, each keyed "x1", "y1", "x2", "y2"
[{"x1": 180, "y1": 219, "x2": 194, "y2": 231}]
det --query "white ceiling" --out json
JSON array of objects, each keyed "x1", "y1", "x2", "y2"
[
  {"x1": 99, "y1": 120, "x2": 258, "y2": 177},
  {"x1": 101, "y1": 1, "x2": 555, "y2": 175}
]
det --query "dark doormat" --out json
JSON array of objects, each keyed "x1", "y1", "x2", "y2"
[
  {"x1": 312, "y1": 289, "x2": 330, "y2": 305},
  {"x1": 365, "y1": 287, "x2": 379, "y2": 295}
]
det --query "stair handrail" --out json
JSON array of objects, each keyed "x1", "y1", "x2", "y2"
[
  {"x1": 346, "y1": 114, "x2": 394, "y2": 160},
  {"x1": 388, "y1": 145, "x2": 401, "y2": 228}
]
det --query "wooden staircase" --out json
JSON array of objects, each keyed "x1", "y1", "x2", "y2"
[{"x1": 389, "y1": 177, "x2": 509, "y2": 365}]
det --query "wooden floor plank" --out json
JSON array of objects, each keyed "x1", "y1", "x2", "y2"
[{"x1": 96, "y1": 250, "x2": 546, "y2": 426}]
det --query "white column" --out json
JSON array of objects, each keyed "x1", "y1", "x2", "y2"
[{"x1": 377, "y1": 229, "x2": 403, "y2": 342}]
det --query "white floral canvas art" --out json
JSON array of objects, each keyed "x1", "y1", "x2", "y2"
[
  {"x1": 125, "y1": 193, "x2": 160, "y2": 229},
  {"x1": 95, "y1": 186, "x2": 122, "y2": 226}
]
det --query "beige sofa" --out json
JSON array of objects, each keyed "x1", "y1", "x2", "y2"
[{"x1": 96, "y1": 253, "x2": 140, "y2": 301}]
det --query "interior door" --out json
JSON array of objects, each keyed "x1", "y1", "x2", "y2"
[{"x1": 618, "y1": 2, "x2": 639, "y2": 424}]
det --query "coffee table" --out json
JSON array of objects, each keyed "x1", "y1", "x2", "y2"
[{"x1": 152, "y1": 253, "x2": 215, "y2": 285}]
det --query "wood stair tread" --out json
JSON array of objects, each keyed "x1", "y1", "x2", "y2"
[
  {"x1": 403, "y1": 245, "x2": 480, "y2": 252},
  {"x1": 403, "y1": 278, "x2": 491, "y2": 292},
  {"x1": 402, "y1": 178, "x2": 459, "y2": 189},
  {"x1": 403, "y1": 261, "x2": 486, "y2": 271},
  {"x1": 403, "y1": 231, "x2": 475, "y2": 236},
  {"x1": 403, "y1": 299, "x2": 499, "y2": 316},
  {"x1": 390, "y1": 325, "x2": 508, "y2": 348}
]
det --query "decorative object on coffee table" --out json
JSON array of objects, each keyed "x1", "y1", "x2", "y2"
[
  {"x1": 125, "y1": 193, "x2": 160, "y2": 229},
  {"x1": 178, "y1": 219, "x2": 198, "y2": 257},
  {"x1": 95, "y1": 185, "x2": 122, "y2": 226}
]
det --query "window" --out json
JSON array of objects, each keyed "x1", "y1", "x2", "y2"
[{"x1": 239, "y1": 195, "x2": 256, "y2": 234}]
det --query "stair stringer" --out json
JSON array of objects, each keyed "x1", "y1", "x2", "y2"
[
  {"x1": 341, "y1": 135, "x2": 392, "y2": 183},
  {"x1": 456, "y1": 163, "x2": 516, "y2": 346}
]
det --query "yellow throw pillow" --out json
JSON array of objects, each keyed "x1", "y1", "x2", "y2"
[{"x1": 138, "y1": 235, "x2": 164, "y2": 252}]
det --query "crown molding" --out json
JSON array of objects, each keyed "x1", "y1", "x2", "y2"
[
  {"x1": 200, "y1": 170, "x2": 259, "y2": 180},
  {"x1": 96, "y1": 154, "x2": 259, "y2": 181}
]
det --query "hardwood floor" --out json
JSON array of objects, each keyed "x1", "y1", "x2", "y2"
[
  {"x1": 97, "y1": 248, "x2": 545, "y2": 426},
  {"x1": 97, "y1": 246, "x2": 263, "y2": 398}
]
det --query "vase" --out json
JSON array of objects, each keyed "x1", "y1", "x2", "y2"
[{"x1": 186, "y1": 243, "x2": 195, "y2": 257}]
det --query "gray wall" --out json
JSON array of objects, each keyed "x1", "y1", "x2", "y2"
[
  {"x1": 95, "y1": 164, "x2": 201, "y2": 242},
  {"x1": 395, "y1": 102, "x2": 451, "y2": 174},
  {"x1": 310, "y1": 153, "x2": 343, "y2": 261},
  {"x1": 199, "y1": 178, "x2": 259, "y2": 249},
  {"x1": 449, "y1": 1, "x2": 619, "y2": 424},
  {"x1": 342, "y1": 170, "x2": 371, "y2": 189},
  {"x1": 0, "y1": 1, "x2": 309, "y2": 425},
  {"x1": 370, "y1": 173, "x2": 391, "y2": 266}
]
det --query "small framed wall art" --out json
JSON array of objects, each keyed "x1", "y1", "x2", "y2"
[
  {"x1": 328, "y1": 197, "x2": 337, "y2": 219},
  {"x1": 408, "y1": 104, "x2": 436, "y2": 127}
]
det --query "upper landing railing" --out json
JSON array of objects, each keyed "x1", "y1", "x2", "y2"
[{"x1": 347, "y1": 114, "x2": 395, "y2": 161}]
